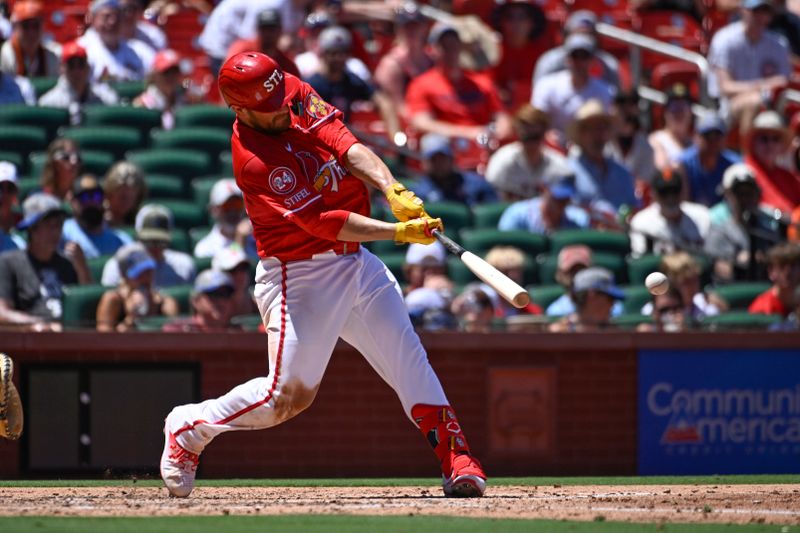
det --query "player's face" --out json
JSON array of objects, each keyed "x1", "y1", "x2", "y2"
[{"x1": 235, "y1": 105, "x2": 292, "y2": 134}]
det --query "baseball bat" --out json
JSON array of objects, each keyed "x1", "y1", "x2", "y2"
[{"x1": 432, "y1": 230, "x2": 531, "y2": 309}]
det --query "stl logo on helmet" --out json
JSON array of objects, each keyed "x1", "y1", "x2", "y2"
[
  {"x1": 263, "y1": 69, "x2": 284, "y2": 93},
  {"x1": 268, "y1": 167, "x2": 297, "y2": 195}
]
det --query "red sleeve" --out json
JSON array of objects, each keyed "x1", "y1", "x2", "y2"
[
  {"x1": 748, "y1": 290, "x2": 782, "y2": 315},
  {"x1": 240, "y1": 156, "x2": 350, "y2": 241},
  {"x1": 292, "y1": 83, "x2": 359, "y2": 161},
  {"x1": 404, "y1": 75, "x2": 431, "y2": 118}
]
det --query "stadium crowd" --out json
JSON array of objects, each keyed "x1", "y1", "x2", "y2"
[{"x1": 0, "y1": 0, "x2": 799, "y2": 334}]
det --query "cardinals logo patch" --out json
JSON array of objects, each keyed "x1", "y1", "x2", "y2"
[
  {"x1": 268, "y1": 167, "x2": 297, "y2": 195},
  {"x1": 305, "y1": 93, "x2": 331, "y2": 120}
]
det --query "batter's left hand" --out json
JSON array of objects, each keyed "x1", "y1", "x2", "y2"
[{"x1": 384, "y1": 183, "x2": 429, "y2": 221}]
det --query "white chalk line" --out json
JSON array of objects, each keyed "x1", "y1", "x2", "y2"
[{"x1": 590, "y1": 506, "x2": 800, "y2": 517}]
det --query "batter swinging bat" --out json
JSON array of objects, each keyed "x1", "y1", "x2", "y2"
[{"x1": 432, "y1": 230, "x2": 531, "y2": 309}]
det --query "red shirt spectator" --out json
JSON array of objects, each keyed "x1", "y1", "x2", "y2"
[
  {"x1": 745, "y1": 111, "x2": 800, "y2": 214},
  {"x1": 748, "y1": 288, "x2": 787, "y2": 316},
  {"x1": 747, "y1": 242, "x2": 800, "y2": 318}
]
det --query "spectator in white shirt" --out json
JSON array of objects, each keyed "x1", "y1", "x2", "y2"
[
  {"x1": 38, "y1": 41, "x2": 119, "y2": 125},
  {"x1": 707, "y1": 0, "x2": 791, "y2": 136},
  {"x1": 133, "y1": 49, "x2": 187, "y2": 129},
  {"x1": 485, "y1": 104, "x2": 570, "y2": 201},
  {"x1": 628, "y1": 168, "x2": 711, "y2": 257},
  {"x1": 532, "y1": 33, "x2": 615, "y2": 145},
  {"x1": 648, "y1": 84, "x2": 695, "y2": 171},
  {"x1": 0, "y1": 0, "x2": 60, "y2": 78},
  {"x1": 194, "y1": 178, "x2": 247, "y2": 259},
  {"x1": 119, "y1": 0, "x2": 166, "y2": 51},
  {"x1": 604, "y1": 90, "x2": 656, "y2": 183},
  {"x1": 79, "y1": 0, "x2": 146, "y2": 82}
]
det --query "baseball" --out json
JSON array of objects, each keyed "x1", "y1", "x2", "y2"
[{"x1": 645, "y1": 272, "x2": 669, "y2": 296}]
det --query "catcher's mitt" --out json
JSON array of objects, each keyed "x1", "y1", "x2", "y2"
[{"x1": 0, "y1": 353, "x2": 23, "y2": 440}]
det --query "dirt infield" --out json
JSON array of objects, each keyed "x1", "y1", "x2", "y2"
[{"x1": 2, "y1": 484, "x2": 800, "y2": 525}]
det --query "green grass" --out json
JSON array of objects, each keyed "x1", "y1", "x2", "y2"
[
  {"x1": 1, "y1": 474, "x2": 798, "y2": 488},
  {"x1": 0, "y1": 516, "x2": 792, "y2": 533}
]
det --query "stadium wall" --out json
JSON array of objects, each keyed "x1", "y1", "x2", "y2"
[{"x1": 0, "y1": 333, "x2": 798, "y2": 479}]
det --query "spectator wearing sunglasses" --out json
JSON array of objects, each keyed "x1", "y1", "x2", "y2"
[
  {"x1": 485, "y1": 104, "x2": 570, "y2": 202},
  {"x1": 0, "y1": 162, "x2": 24, "y2": 253},
  {"x1": 39, "y1": 41, "x2": 119, "y2": 125},
  {"x1": 61, "y1": 175, "x2": 132, "y2": 259},
  {"x1": 39, "y1": 138, "x2": 82, "y2": 201},
  {"x1": 638, "y1": 286, "x2": 689, "y2": 333},
  {"x1": 162, "y1": 269, "x2": 241, "y2": 333},
  {"x1": 744, "y1": 110, "x2": 800, "y2": 214},
  {"x1": 675, "y1": 112, "x2": 741, "y2": 207},
  {"x1": 604, "y1": 91, "x2": 656, "y2": 185},
  {"x1": 0, "y1": 0, "x2": 59, "y2": 78},
  {"x1": 628, "y1": 168, "x2": 710, "y2": 258},
  {"x1": 194, "y1": 178, "x2": 253, "y2": 259},
  {"x1": 101, "y1": 204, "x2": 196, "y2": 288},
  {"x1": 212, "y1": 243, "x2": 257, "y2": 316}
]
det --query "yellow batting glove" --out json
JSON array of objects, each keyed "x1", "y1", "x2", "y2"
[
  {"x1": 394, "y1": 217, "x2": 443, "y2": 245},
  {"x1": 384, "y1": 183, "x2": 429, "y2": 221}
]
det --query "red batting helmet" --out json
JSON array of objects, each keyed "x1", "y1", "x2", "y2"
[{"x1": 218, "y1": 52, "x2": 300, "y2": 112}]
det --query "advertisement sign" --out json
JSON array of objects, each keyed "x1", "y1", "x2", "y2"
[{"x1": 638, "y1": 349, "x2": 800, "y2": 475}]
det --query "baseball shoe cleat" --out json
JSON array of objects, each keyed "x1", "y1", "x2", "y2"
[
  {"x1": 442, "y1": 453, "x2": 486, "y2": 498},
  {"x1": 160, "y1": 416, "x2": 200, "y2": 498}
]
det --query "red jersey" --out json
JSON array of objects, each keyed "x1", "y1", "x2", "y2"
[
  {"x1": 231, "y1": 78, "x2": 368, "y2": 262},
  {"x1": 405, "y1": 67, "x2": 503, "y2": 126},
  {"x1": 748, "y1": 288, "x2": 789, "y2": 317}
]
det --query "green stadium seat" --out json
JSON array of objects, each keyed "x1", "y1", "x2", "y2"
[
  {"x1": 161, "y1": 284, "x2": 193, "y2": 314},
  {"x1": 0, "y1": 151, "x2": 26, "y2": 174},
  {"x1": 150, "y1": 127, "x2": 231, "y2": 157},
  {"x1": 167, "y1": 228, "x2": 191, "y2": 254},
  {"x1": 29, "y1": 77, "x2": 58, "y2": 98},
  {"x1": 219, "y1": 152, "x2": 233, "y2": 174},
  {"x1": 537, "y1": 251, "x2": 627, "y2": 284},
  {"x1": 460, "y1": 229, "x2": 548, "y2": 258},
  {"x1": 28, "y1": 149, "x2": 115, "y2": 180},
  {"x1": 189, "y1": 226, "x2": 211, "y2": 251},
  {"x1": 424, "y1": 201, "x2": 472, "y2": 238},
  {"x1": 87, "y1": 254, "x2": 112, "y2": 283},
  {"x1": 231, "y1": 314, "x2": 264, "y2": 331},
  {"x1": 701, "y1": 311, "x2": 782, "y2": 330},
  {"x1": 371, "y1": 202, "x2": 388, "y2": 221},
  {"x1": 144, "y1": 199, "x2": 205, "y2": 231},
  {"x1": 527, "y1": 284, "x2": 564, "y2": 309},
  {"x1": 61, "y1": 284, "x2": 107, "y2": 329},
  {"x1": 377, "y1": 252, "x2": 406, "y2": 283},
  {"x1": 0, "y1": 125, "x2": 48, "y2": 156},
  {"x1": 193, "y1": 255, "x2": 213, "y2": 273},
  {"x1": 62, "y1": 126, "x2": 144, "y2": 159},
  {"x1": 622, "y1": 285, "x2": 652, "y2": 314},
  {"x1": 174, "y1": 104, "x2": 234, "y2": 129},
  {"x1": 83, "y1": 105, "x2": 162, "y2": 137},
  {"x1": 126, "y1": 149, "x2": 213, "y2": 179},
  {"x1": 110, "y1": 80, "x2": 146, "y2": 102},
  {"x1": 712, "y1": 282, "x2": 771, "y2": 310},
  {"x1": 627, "y1": 254, "x2": 662, "y2": 285},
  {"x1": 371, "y1": 240, "x2": 406, "y2": 256},
  {"x1": 549, "y1": 229, "x2": 631, "y2": 256},
  {"x1": 611, "y1": 313, "x2": 654, "y2": 328},
  {"x1": 191, "y1": 176, "x2": 220, "y2": 206},
  {"x1": 0, "y1": 105, "x2": 70, "y2": 142},
  {"x1": 16, "y1": 177, "x2": 39, "y2": 200},
  {"x1": 145, "y1": 173, "x2": 184, "y2": 199},
  {"x1": 472, "y1": 202, "x2": 511, "y2": 229}
]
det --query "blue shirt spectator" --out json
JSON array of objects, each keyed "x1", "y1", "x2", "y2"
[
  {"x1": 61, "y1": 218, "x2": 131, "y2": 259},
  {"x1": 546, "y1": 293, "x2": 624, "y2": 317},
  {"x1": 0, "y1": 161, "x2": 24, "y2": 252},
  {"x1": 61, "y1": 175, "x2": 131, "y2": 259},
  {"x1": 676, "y1": 112, "x2": 741, "y2": 207},
  {"x1": 498, "y1": 178, "x2": 589, "y2": 233},
  {"x1": 0, "y1": 72, "x2": 35, "y2": 104},
  {"x1": 410, "y1": 133, "x2": 497, "y2": 206}
]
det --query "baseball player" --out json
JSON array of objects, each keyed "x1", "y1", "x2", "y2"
[{"x1": 160, "y1": 52, "x2": 487, "y2": 498}]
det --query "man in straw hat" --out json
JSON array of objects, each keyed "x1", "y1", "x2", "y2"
[{"x1": 568, "y1": 99, "x2": 637, "y2": 215}]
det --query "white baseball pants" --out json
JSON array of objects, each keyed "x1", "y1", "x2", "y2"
[{"x1": 167, "y1": 248, "x2": 449, "y2": 454}]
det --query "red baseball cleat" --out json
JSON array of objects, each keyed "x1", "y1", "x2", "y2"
[
  {"x1": 160, "y1": 418, "x2": 200, "y2": 498},
  {"x1": 442, "y1": 453, "x2": 487, "y2": 498}
]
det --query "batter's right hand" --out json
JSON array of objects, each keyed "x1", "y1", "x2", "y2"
[{"x1": 394, "y1": 217, "x2": 443, "y2": 245}]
